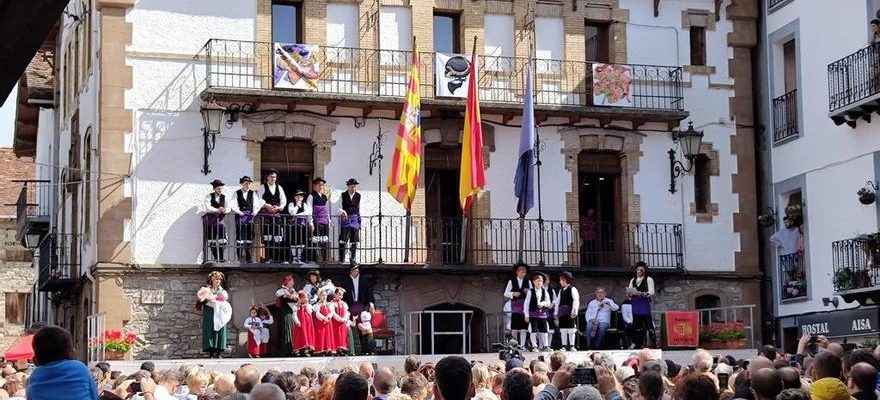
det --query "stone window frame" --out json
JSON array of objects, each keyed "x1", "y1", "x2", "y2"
[
  {"x1": 771, "y1": 173, "x2": 809, "y2": 307},
  {"x1": 681, "y1": 8, "x2": 717, "y2": 76},
  {"x1": 688, "y1": 142, "x2": 720, "y2": 223}
]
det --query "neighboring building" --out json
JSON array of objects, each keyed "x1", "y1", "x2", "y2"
[
  {"x1": 13, "y1": 0, "x2": 760, "y2": 360},
  {"x1": 759, "y1": 0, "x2": 880, "y2": 351}
]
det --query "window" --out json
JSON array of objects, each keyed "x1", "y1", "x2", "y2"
[
  {"x1": 693, "y1": 155, "x2": 711, "y2": 213},
  {"x1": 585, "y1": 21, "x2": 610, "y2": 63},
  {"x1": 689, "y1": 26, "x2": 706, "y2": 66},
  {"x1": 82, "y1": 0, "x2": 92, "y2": 82},
  {"x1": 433, "y1": 13, "x2": 460, "y2": 53},
  {"x1": 782, "y1": 39, "x2": 796, "y2": 93},
  {"x1": 5, "y1": 293, "x2": 27, "y2": 324},
  {"x1": 326, "y1": 3, "x2": 358, "y2": 48},
  {"x1": 83, "y1": 129, "x2": 92, "y2": 239},
  {"x1": 695, "y1": 294, "x2": 721, "y2": 323},
  {"x1": 272, "y1": 2, "x2": 302, "y2": 43}
]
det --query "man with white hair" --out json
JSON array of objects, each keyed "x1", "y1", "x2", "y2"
[
  {"x1": 692, "y1": 349, "x2": 714, "y2": 374},
  {"x1": 250, "y1": 383, "x2": 285, "y2": 400}
]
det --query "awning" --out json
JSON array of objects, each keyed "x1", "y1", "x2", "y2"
[{"x1": 3, "y1": 335, "x2": 34, "y2": 361}]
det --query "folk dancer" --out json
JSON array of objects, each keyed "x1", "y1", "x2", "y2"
[
  {"x1": 620, "y1": 296, "x2": 635, "y2": 349},
  {"x1": 627, "y1": 261, "x2": 656, "y2": 348},
  {"x1": 342, "y1": 264, "x2": 375, "y2": 355},
  {"x1": 196, "y1": 271, "x2": 232, "y2": 358},
  {"x1": 291, "y1": 291, "x2": 316, "y2": 356},
  {"x1": 503, "y1": 263, "x2": 532, "y2": 348},
  {"x1": 257, "y1": 306, "x2": 273, "y2": 355},
  {"x1": 338, "y1": 178, "x2": 362, "y2": 265},
  {"x1": 306, "y1": 177, "x2": 330, "y2": 263},
  {"x1": 331, "y1": 288, "x2": 351, "y2": 355},
  {"x1": 554, "y1": 271, "x2": 580, "y2": 351},
  {"x1": 230, "y1": 175, "x2": 261, "y2": 263},
  {"x1": 356, "y1": 310, "x2": 374, "y2": 355},
  {"x1": 244, "y1": 305, "x2": 265, "y2": 358},
  {"x1": 259, "y1": 169, "x2": 287, "y2": 263},
  {"x1": 584, "y1": 287, "x2": 618, "y2": 350},
  {"x1": 303, "y1": 270, "x2": 322, "y2": 305},
  {"x1": 286, "y1": 190, "x2": 312, "y2": 263},
  {"x1": 275, "y1": 275, "x2": 298, "y2": 355},
  {"x1": 524, "y1": 272, "x2": 554, "y2": 351},
  {"x1": 202, "y1": 180, "x2": 228, "y2": 262},
  {"x1": 313, "y1": 289, "x2": 335, "y2": 355}
]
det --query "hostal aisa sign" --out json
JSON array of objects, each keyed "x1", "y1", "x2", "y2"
[{"x1": 797, "y1": 307, "x2": 878, "y2": 337}]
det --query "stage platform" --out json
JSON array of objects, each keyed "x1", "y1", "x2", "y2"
[{"x1": 106, "y1": 349, "x2": 757, "y2": 374}]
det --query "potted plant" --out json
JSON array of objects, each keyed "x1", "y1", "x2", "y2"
[
  {"x1": 858, "y1": 187, "x2": 876, "y2": 205},
  {"x1": 757, "y1": 211, "x2": 776, "y2": 227},
  {"x1": 90, "y1": 330, "x2": 138, "y2": 360},
  {"x1": 699, "y1": 322, "x2": 748, "y2": 349},
  {"x1": 834, "y1": 268, "x2": 855, "y2": 292}
]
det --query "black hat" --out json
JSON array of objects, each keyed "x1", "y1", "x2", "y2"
[
  {"x1": 531, "y1": 271, "x2": 548, "y2": 282},
  {"x1": 872, "y1": 18, "x2": 880, "y2": 25},
  {"x1": 559, "y1": 271, "x2": 574, "y2": 283},
  {"x1": 513, "y1": 262, "x2": 530, "y2": 274},
  {"x1": 294, "y1": 190, "x2": 306, "y2": 197},
  {"x1": 349, "y1": 264, "x2": 360, "y2": 271},
  {"x1": 210, "y1": 179, "x2": 225, "y2": 187},
  {"x1": 307, "y1": 269, "x2": 321, "y2": 278},
  {"x1": 239, "y1": 175, "x2": 253, "y2": 184},
  {"x1": 312, "y1": 177, "x2": 326, "y2": 184},
  {"x1": 346, "y1": 178, "x2": 359, "y2": 186}
]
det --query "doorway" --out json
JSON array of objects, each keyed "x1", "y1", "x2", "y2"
[
  {"x1": 260, "y1": 139, "x2": 315, "y2": 263},
  {"x1": 418, "y1": 303, "x2": 484, "y2": 355},
  {"x1": 577, "y1": 151, "x2": 622, "y2": 267},
  {"x1": 424, "y1": 144, "x2": 463, "y2": 264}
]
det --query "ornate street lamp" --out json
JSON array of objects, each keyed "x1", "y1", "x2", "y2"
[
  {"x1": 200, "y1": 100, "x2": 226, "y2": 175},
  {"x1": 668, "y1": 121, "x2": 704, "y2": 194}
]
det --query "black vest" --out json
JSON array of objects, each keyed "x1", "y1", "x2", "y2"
[
  {"x1": 310, "y1": 191, "x2": 328, "y2": 206},
  {"x1": 630, "y1": 276, "x2": 649, "y2": 292},
  {"x1": 291, "y1": 202, "x2": 306, "y2": 214},
  {"x1": 210, "y1": 193, "x2": 225, "y2": 208},
  {"x1": 236, "y1": 190, "x2": 253, "y2": 212},
  {"x1": 263, "y1": 185, "x2": 282, "y2": 206},
  {"x1": 559, "y1": 286, "x2": 574, "y2": 307},
  {"x1": 509, "y1": 278, "x2": 530, "y2": 299},
  {"x1": 528, "y1": 288, "x2": 550, "y2": 312},
  {"x1": 342, "y1": 191, "x2": 361, "y2": 215}
]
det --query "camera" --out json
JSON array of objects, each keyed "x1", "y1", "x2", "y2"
[
  {"x1": 717, "y1": 373, "x2": 730, "y2": 389},
  {"x1": 571, "y1": 367, "x2": 597, "y2": 385},
  {"x1": 493, "y1": 339, "x2": 526, "y2": 362}
]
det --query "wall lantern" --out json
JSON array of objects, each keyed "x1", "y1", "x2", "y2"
[
  {"x1": 200, "y1": 100, "x2": 226, "y2": 175},
  {"x1": 24, "y1": 232, "x2": 43, "y2": 249},
  {"x1": 668, "y1": 121, "x2": 704, "y2": 194}
]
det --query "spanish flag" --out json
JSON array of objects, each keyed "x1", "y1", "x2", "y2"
[
  {"x1": 459, "y1": 40, "x2": 486, "y2": 213},
  {"x1": 387, "y1": 38, "x2": 421, "y2": 211}
]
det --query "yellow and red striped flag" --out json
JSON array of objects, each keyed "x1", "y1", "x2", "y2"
[
  {"x1": 387, "y1": 39, "x2": 422, "y2": 211},
  {"x1": 459, "y1": 40, "x2": 486, "y2": 213}
]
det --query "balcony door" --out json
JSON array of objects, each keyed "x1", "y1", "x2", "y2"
[
  {"x1": 424, "y1": 144, "x2": 463, "y2": 264},
  {"x1": 272, "y1": 1, "x2": 303, "y2": 43},
  {"x1": 577, "y1": 151, "x2": 622, "y2": 267},
  {"x1": 261, "y1": 139, "x2": 313, "y2": 263}
]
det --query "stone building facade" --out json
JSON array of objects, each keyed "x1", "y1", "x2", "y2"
[{"x1": 0, "y1": 218, "x2": 35, "y2": 354}]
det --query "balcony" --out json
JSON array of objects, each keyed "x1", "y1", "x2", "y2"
[
  {"x1": 38, "y1": 232, "x2": 80, "y2": 292},
  {"x1": 828, "y1": 43, "x2": 880, "y2": 127},
  {"x1": 12, "y1": 180, "x2": 50, "y2": 247},
  {"x1": 778, "y1": 250, "x2": 806, "y2": 301},
  {"x1": 201, "y1": 215, "x2": 683, "y2": 271},
  {"x1": 198, "y1": 39, "x2": 686, "y2": 124},
  {"x1": 832, "y1": 237, "x2": 880, "y2": 304},
  {"x1": 772, "y1": 89, "x2": 799, "y2": 144}
]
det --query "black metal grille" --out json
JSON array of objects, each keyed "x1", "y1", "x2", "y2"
[
  {"x1": 832, "y1": 238, "x2": 878, "y2": 292},
  {"x1": 13, "y1": 180, "x2": 50, "y2": 233},
  {"x1": 201, "y1": 215, "x2": 683, "y2": 269},
  {"x1": 200, "y1": 39, "x2": 685, "y2": 111},
  {"x1": 778, "y1": 250, "x2": 806, "y2": 300},
  {"x1": 768, "y1": 0, "x2": 790, "y2": 10},
  {"x1": 38, "y1": 232, "x2": 81, "y2": 291},
  {"x1": 828, "y1": 43, "x2": 880, "y2": 112},
  {"x1": 772, "y1": 89, "x2": 798, "y2": 143}
]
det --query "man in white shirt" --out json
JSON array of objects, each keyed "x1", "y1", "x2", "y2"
[{"x1": 584, "y1": 287, "x2": 619, "y2": 350}]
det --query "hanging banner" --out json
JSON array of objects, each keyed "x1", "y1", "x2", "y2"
[
  {"x1": 663, "y1": 311, "x2": 699, "y2": 348},
  {"x1": 592, "y1": 63, "x2": 633, "y2": 107},
  {"x1": 435, "y1": 53, "x2": 472, "y2": 98},
  {"x1": 273, "y1": 43, "x2": 320, "y2": 90}
]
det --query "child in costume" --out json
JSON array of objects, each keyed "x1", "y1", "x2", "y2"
[
  {"x1": 291, "y1": 291, "x2": 316, "y2": 356},
  {"x1": 357, "y1": 310, "x2": 374, "y2": 355},
  {"x1": 312, "y1": 289, "x2": 335, "y2": 355},
  {"x1": 331, "y1": 288, "x2": 350, "y2": 355},
  {"x1": 244, "y1": 306, "x2": 264, "y2": 358},
  {"x1": 257, "y1": 306, "x2": 273, "y2": 356}
]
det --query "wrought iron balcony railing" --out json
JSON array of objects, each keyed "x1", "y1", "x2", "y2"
[
  {"x1": 200, "y1": 39, "x2": 685, "y2": 112},
  {"x1": 768, "y1": 0, "x2": 790, "y2": 10},
  {"x1": 13, "y1": 180, "x2": 51, "y2": 244},
  {"x1": 38, "y1": 232, "x2": 81, "y2": 292},
  {"x1": 832, "y1": 238, "x2": 879, "y2": 293},
  {"x1": 772, "y1": 89, "x2": 798, "y2": 143},
  {"x1": 201, "y1": 214, "x2": 683, "y2": 269},
  {"x1": 828, "y1": 43, "x2": 880, "y2": 116},
  {"x1": 778, "y1": 250, "x2": 806, "y2": 300}
]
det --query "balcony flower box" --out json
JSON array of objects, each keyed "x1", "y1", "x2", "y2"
[
  {"x1": 699, "y1": 322, "x2": 747, "y2": 349},
  {"x1": 90, "y1": 330, "x2": 138, "y2": 360}
]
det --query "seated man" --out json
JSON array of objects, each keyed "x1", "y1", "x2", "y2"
[{"x1": 584, "y1": 287, "x2": 619, "y2": 350}]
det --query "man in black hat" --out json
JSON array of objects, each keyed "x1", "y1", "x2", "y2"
[
  {"x1": 306, "y1": 177, "x2": 330, "y2": 263},
  {"x1": 259, "y1": 169, "x2": 287, "y2": 263},
  {"x1": 203, "y1": 179, "x2": 228, "y2": 262},
  {"x1": 341, "y1": 264, "x2": 375, "y2": 355},
  {"x1": 504, "y1": 262, "x2": 532, "y2": 347},
  {"x1": 555, "y1": 271, "x2": 580, "y2": 351},
  {"x1": 231, "y1": 176, "x2": 260, "y2": 263},
  {"x1": 339, "y1": 178, "x2": 362, "y2": 265}
]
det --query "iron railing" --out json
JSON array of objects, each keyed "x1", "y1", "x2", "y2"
[
  {"x1": 772, "y1": 89, "x2": 798, "y2": 143},
  {"x1": 768, "y1": 0, "x2": 790, "y2": 10},
  {"x1": 832, "y1": 238, "x2": 879, "y2": 292},
  {"x1": 13, "y1": 180, "x2": 50, "y2": 235},
  {"x1": 201, "y1": 214, "x2": 683, "y2": 269},
  {"x1": 828, "y1": 43, "x2": 880, "y2": 112},
  {"x1": 200, "y1": 39, "x2": 684, "y2": 111},
  {"x1": 778, "y1": 250, "x2": 806, "y2": 300},
  {"x1": 38, "y1": 232, "x2": 81, "y2": 291}
]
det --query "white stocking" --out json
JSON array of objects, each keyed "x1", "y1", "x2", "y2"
[
  {"x1": 518, "y1": 331, "x2": 529, "y2": 348},
  {"x1": 567, "y1": 331, "x2": 577, "y2": 349},
  {"x1": 560, "y1": 331, "x2": 569, "y2": 347},
  {"x1": 529, "y1": 333, "x2": 539, "y2": 349},
  {"x1": 539, "y1": 333, "x2": 549, "y2": 349}
]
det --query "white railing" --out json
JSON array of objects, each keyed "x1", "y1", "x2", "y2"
[
  {"x1": 404, "y1": 310, "x2": 474, "y2": 355},
  {"x1": 87, "y1": 312, "x2": 106, "y2": 364}
]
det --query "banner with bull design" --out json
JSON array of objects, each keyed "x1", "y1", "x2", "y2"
[
  {"x1": 435, "y1": 53, "x2": 472, "y2": 98},
  {"x1": 273, "y1": 43, "x2": 320, "y2": 91}
]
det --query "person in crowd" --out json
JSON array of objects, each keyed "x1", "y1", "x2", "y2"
[
  {"x1": 338, "y1": 178, "x2": 362, "y2": 265},
  {"x1": 303, "y1": 270, "x2": 322, "y2": 305},
  {"x1": 472, "y1": 363, "x2": 499, "y2": 400},
  {"x1": 761, "y1": 345, "x2": 779, "y2": 361},
  {"x1": 286, "y1": 190, "x2": 312, "y2": 263},
  {"x1": 434, "y1": 356, "x2": 472, "y2": 400},
  {"x1": 504, "y1": 263, "x2": 532, "y2": 348},
  {"x1": 401, "y1": 374, "x2": 429, "y2": 400},
  {"x1": 372, "y1": 367, "x2": 397, "y2": 400},
  {"x1": 184, "y1": 369, "x2": 208, "y2": 399},
  {"x1": 810, "y1": 351, "x2": 848, "y2": 400},
  {"x1": 503, "y1": 368, "x2": 534, "y2": 400},
  {"x1": 151, "y1": 370, "x2": 182, "y2": 400},
  {"x1": 584, "y1": 287, "x2": 619, "y2": 350},
  {"x1": 245, "y1": 305, "x2": 266, "y2": 358},
  {"x1": 306, "y1": 177, "x2": 330, "y2": 263},
  {"x1": 275, "y1": 274, "x2": 298, "y2": 356},
  {"x1": 25, "y1": 326, "x2": 98, "y2": 400},
  {"x1": 524, "y1": 272, "x2": 554, "y2": 352},
  {"x1": 549, "y1": 351, "x2": 566, "y2": 372},
  {"x1": 778, "y1": 388, "x2": 812, "y2": 400},
  {"x1": 313, "y1": 289, "x2": 335, "y2": 356},
  {"x1": 405, "y1": 356, "x2": 422, "y2": 376},
  {"x1": 202, "y1": 179, "x2": 228, "y2": 262},
  {"x1": 872, "y1": 19, "x2": 880, "y2": 45},
  {"x1": 672, "y1": 373, "x2": 719, "y2": 400},
  {"x1": 692, "y1": 349, "x2": 714, "y2": 375},
  {"x1": 250, "y1": 383, "x2": 285, "y2": 400},
  {"x1": 733, "y1": 356, "x2": 774, "y2": 400},
  {"x1": 777, "y1": 367, "x2": 802, "y2": 390},
  {"x1": 848, "y1": 362, "x2": 878, "y2": 400},
  {"x1": 196, "y1": 271, "x2": 231, "y2": 358},
  {"x1": 331, "y1": 288, "x2": 351, "y2": 355},
  {"x1": 230, "y1": 175, "x2": 260, "y2": 263},
  {"x1": 342, "y1": 264, "x2": 376, "y2": 355},
  {"x1": 638, "y1": 371, "x2": 664, "y2": 400},
  {"x1": 751, "y1": 368, "x2": 784, "y2": 400},
  {"x1": 333, "y1": 371, "x2": 369, "y2": 400},
  {"x1": 235, "y1": 366, "x2": 262, "y2": 394},
  {"x1": 554, "y1": 272, "x2": 580, "y2": 351},
  {"x1": 260, "y1": 169, "x2": 287, "y2": 263},
  {"x1": 627, "y1": 261, "x2": 655, "y2": 348},
  {"x1": 213, "y1": 374, "x2": 236, "y2": 397},
  {"x1": 292, "y1": 291, "x2": 316, "y2": 357}
]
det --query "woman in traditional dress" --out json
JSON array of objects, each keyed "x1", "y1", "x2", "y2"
[
  {"x1": 274, "y1": 274, "x2": 298, "y2": 355},
  {"x1": 244, "y1": 305, "x2": 263, "y2": 358},
  {"x1": 196, "y1": 271, "x2": 232, "y2": 358},
  {"x1": 331, "y1": 288, "x2": 350, "y2": 355},
  {"x1": 291, "y1": 291, "x2": 316, "y2": 356},
  {"x1": 312, "y1": 289, "x2": 335, "y2": 355},
  {"x1": 627, "y1": 261, "x2": 656, "y2": 348}
]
